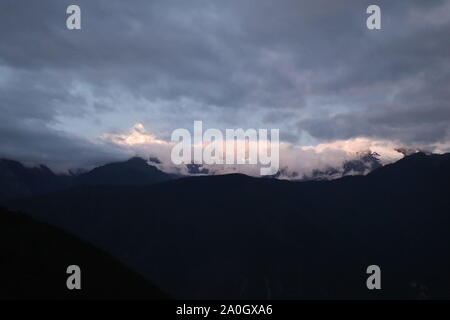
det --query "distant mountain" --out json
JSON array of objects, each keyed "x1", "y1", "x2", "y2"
[
  {"x1": 5, "y1": 152, "x2": 450, "y2": 299},
  {"x1": 0, "y1": 207, "x2": 168, "y2": 299},
  {"x1": 0, "y1": 152, "x2": 388, "y2": 200},
  {"x1": 0, "y1": 157, "x2": 174, "y2": 200},
  {"x1": 0, "y1": 159, "x2": 71, "y2": 200},
  {"x1": 302, "y1": 151, "x2": 383, "y2": 181},
  {"x1": 76, "y1": 157, "x2": 173, "y2": 187},
  {"x1": 186, "y1": 163, "x2": 210, "y2": 175},
  {"x1": 343, "y1": 151, "x2": 382, "y2": 174}
]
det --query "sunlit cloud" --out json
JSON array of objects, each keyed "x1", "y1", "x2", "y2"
[
  {"x1": 102, "y1": 123, "x2": 169, "y2": 146},
  {"x1": 101, "y1": 123, "x2": 417, "y2": 179}
]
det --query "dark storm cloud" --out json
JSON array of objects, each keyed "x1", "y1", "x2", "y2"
[
  {"x1": 0, "y1": 0, "x2": 449, "y2": 168},
  {"x1": 0, "y1": 119, "x2": 128, "y2": 171}
]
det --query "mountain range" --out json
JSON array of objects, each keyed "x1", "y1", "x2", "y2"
[
  {"x1": 1, "y1": 152, "x2": 449, "y2": 299},
  {"x1": 0, "y1": 151, "x2": 384, "y2": 201},
  {"x1": 0, "y1": 157, "x2": 173, "y2": 201}
]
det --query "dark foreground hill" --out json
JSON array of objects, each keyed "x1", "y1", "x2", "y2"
[
  {"x1": 4, "y1": 152, "x2": 450, "y2": 299},
  {"x1": 0, "y1": 207, "x2": 168, "y2": 299}
]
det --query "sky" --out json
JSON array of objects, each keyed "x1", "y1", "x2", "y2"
[{"x1": 0, "y1": 0, "x2": 449, "y2": 176}]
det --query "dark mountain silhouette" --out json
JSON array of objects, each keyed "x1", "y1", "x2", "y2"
[
  {"x1": 0, "y1": 157, "x2": 174, "y2": 200},
  {"x1": 75, "y1": 157, "x2": 173, "y2": 186},
  {"x1": 0, "y1": 207, "x2": 168, "y2": 299},
  {"x1": 0, "y1": 152, "x2": 385, "y2": 200},
  {"x1": 2, "y1": 152, "x2": 450, "y2": 299},
  {"x1": 0, "y1": 159, "x2": 71, "y2": 200}
]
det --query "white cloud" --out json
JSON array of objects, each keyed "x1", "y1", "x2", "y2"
[{"x1": 101, "y1": 123, "x2": 418, "y2": 179}]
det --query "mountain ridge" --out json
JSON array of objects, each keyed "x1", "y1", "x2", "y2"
[
  {"x1": 0, "y1": 157, "x2": 173, "y2": 200},
  {"x1": 0, "y1": 150, "x2": 401, "y2": 200}
]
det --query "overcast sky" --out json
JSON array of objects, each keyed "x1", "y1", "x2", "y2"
[{"x1": 0, "y1": 0, "x2": 449, "y2": 173}]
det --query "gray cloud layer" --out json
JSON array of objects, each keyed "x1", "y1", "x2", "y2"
[{"x1": 0, "y1": 0, "x2": 449, "y2": 170}]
